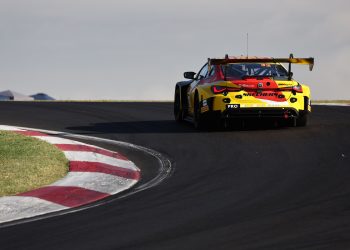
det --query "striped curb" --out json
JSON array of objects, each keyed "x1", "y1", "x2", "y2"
[{"x1": 0, "y1": 125, "x2": 140, "y2": 223}]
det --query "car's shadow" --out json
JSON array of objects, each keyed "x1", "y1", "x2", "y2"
[
  {"x1": 67, "y1": 120, "x2": 195, "y2": 134},
  {"x1": 66, "y1": 119, "x2": 289, "y2": 134}
]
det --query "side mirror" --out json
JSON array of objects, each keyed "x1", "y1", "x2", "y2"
[
  {"x1": 184, "y1": 71, "x2": 196, "y2": 80},
  {"x1": 288, "y1": 71, "x2": 293, "y2": 80}
]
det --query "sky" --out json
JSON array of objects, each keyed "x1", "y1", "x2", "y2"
[{"x1": 0, "y1": 0, "x2": 349, "y2": 100}]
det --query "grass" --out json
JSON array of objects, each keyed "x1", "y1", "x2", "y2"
[{"x1": 0, "y1": 131, "x2": 68, "y2": 196}]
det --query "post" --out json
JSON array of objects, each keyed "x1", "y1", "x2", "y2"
[
  {"x1": 288, "y1": 53, "x2": 293, "y2": 80},
  {"x1": 246, "y1": 33, "x2": 249, "y2": 58}
]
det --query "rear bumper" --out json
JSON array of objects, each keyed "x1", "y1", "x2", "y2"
[
  {"x1": 200, "y1": 108, "x2": 302, "y2": 122},
  {"x1": 222, "y1": 107, "x2": 299, "y2": 119},
  {"x1": 201, "y1": 96, "x2": 309, "y2": 120}
]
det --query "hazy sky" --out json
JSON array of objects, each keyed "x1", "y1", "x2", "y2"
[{"x1": 0, "y1": 0, "x2": 349, "y2": 100}]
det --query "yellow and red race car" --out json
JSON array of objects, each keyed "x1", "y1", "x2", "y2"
[{"x1": 174, "y1": 54, "x2": 314, "y2": 129}]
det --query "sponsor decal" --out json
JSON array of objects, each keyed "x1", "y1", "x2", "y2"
[
  {"x1": 227, "y1": 104, "x2": 240, "y2": 109},
  {"x1": 231, "y1": 79, "x2": 287, "y2": 102},
  {"x1": 202, "y1": 99, "x2": 208, "y2": 107},
  {"x1": 243, "y1": 92, "x2": 285, "y2": 98}
]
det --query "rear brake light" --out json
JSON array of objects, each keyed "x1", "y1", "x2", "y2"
[
  {"x1": 212, "y1": 86, "x2": 226, "y2": 94},
  {"x1": 292, "y1": 85, "x2": 303, "y2": 93},
  {"x1": 212, "y1": 86, "x2": 241, "y2": 94},
  {"x1": 279, "y1": 85, "x2": 303, "y2": 93}
]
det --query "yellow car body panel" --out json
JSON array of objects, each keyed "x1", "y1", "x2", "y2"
[{"x1": 191, "y1": 80, "x2": 311, "y2": 114}]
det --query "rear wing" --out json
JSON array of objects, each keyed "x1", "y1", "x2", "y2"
[{"x1": 209, "y1": 53, "x2": 314, "y2": 80}]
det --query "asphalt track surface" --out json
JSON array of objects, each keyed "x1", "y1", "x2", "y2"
[{"x1": 0, "y1": 102, "x2": 349, "y2": 250}]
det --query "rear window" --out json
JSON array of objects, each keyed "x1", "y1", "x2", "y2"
[{"x1": 222, "y1": 63, "x2": 288, "y2": 79}]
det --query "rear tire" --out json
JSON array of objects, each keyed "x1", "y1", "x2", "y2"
[
  {"x1": 193, "y1": 94, "x2": 203, "y2": 130},
  {"x1": 174, "y1": 87, "x2": 183, "y2": 122},
  {"x1": 296, "y1": 113, "x2": 308, "y2": 127}
]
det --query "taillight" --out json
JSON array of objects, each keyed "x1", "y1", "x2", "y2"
[
  {"x1": 212, "y1": 86, "x2": 241, "y2": 94},
  {"x1": 292, "y1": 85, "x2": 303, "y2": 93},
  {"x1": 279, "y1": 85, "x2": 303, "y2": 93},
  {"x1": 212, "y1": 86, "x2": 226, "y2": 94}
]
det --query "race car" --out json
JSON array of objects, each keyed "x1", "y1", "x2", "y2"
[{"x1": 174, "y1": 54, "x2": 314, "y2": 129}]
